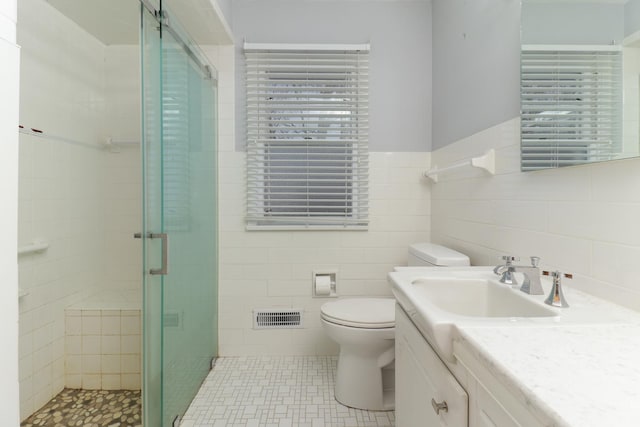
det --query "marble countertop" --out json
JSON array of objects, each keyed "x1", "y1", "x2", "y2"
[
  {"x1": 390, "y1": 266, "x2": 640, "y2": 426},
  {"x1": 454, "y1": 290, "x2": 640, "y2": 427}
]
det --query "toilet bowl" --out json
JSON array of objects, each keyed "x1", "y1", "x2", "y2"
[
  {"x1": 321, "y1": 298, "x2": 396, "y2": 411},
  {"x1": 320, "y1": 243, "x2": 470, "y2": 411}
]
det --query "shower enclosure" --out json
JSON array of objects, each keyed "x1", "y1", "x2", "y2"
[
  {"x1": 17, "y1": 0, "x2": 218, "y2": 423},
  {"x1": 140, "y1": 3, "x2": 218, "y2": 426}
]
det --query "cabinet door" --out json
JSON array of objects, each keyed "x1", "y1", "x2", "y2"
[
  {"x1": 396, "y1": 307, "x2": 468, "y2": 427},
  {"x1": 474, "y1": 383, "x2": 521, "y2": 427}
]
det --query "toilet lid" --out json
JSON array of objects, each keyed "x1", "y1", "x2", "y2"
[{"x1": 321, "y1": 298, "x2": 395, "y2": 329}]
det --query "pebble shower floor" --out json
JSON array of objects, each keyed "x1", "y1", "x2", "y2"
[{"x1": 20, "y1": 389, "x2": 141, "y2": 427}]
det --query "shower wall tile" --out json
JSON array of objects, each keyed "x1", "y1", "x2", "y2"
[
  {"x1": 105, "y1": 45, "x2": 140, "y2": 143},
  {"x1": 18, "y1": 1, "x2": 144, "y2": 420},
  {"x1": 103, "y1": 45, "x2": 143, "y2": 294},
  {"x1": 101, "y1": 336, "x2": 121, "y2": 354},
  {"x1": 101, "y1": 317, "x2": 120, "y2": 336},
  {"x1": 121, "y1": 374, "x2": 141, "y2": 390},
  {"x1": 101, "y1": 374, "x2": 121, "y2": 390},
  {"x1": 218, "y1": 151, "x2": 431, "y2": 356},
  {"x1": 64, "y1": 309, "x2": 141, "y2": 391}
]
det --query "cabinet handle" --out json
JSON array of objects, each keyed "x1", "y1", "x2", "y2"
[{"x1": 431, "y1": 398, "x2": 448, "y2": 415}]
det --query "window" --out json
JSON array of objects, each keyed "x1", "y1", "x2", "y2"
[
  {"x1": 521, "y1": 46, "x2": 622, "y2": 171},
  {"x1": 245, "y1": 44, "x2": 369, "y2": 229}
]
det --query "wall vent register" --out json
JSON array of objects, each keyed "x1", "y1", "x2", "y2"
[
  {"x1": 244, "y1": 43, "x2": 370, "y2": 230},
  {"x1": 253, "y1": 309, "x2": 304, "y2": 329}
]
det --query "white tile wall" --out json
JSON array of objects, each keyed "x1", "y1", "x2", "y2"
[
  {"x1": 17, "y1": 0, "x2": 142, "y2": 421},
  {"x1": 0, "y1": 5, "x2": 21, "y2": 423},
  {"x1": 17, "y1": 0, "x2": 107, "y2": 419},
  {"x1": 431, "y1": 117, "x2": 640, "y2": 312},
  {"x1": 212, "y1": 37, "x2": 431, "y2": 357},
  {"x1": 218, "y1": 151, "x2": 432, "y2": 356},
  {"x1": 64, "y1": 309, "x2": 141, "y2": 391},
  {"x1": 103, "y1": 45, "x2": 142, "y2": 293}
]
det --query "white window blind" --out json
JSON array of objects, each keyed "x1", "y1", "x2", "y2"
[
  {"x1": 245, "y1": 43, "x2": 369, "y2": 229},
  {"x1": 521, "y1": 46, "x2": 622, "y2": 171}
]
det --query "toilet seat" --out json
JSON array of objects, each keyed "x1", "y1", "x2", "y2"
[{"x1": 321, "y1": 298, "x2": 395, "y2": 329}]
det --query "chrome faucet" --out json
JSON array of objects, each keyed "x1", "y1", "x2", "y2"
[
  {"x1": 494, "y1": 255, "x2": 544, "y2": 295},
  {"x1": 517, "y1": 256, "x2": 544, "y2": 295},
  {"x1": 493, "y1": 255, "x2": 519, "y2": 287},
  {"x1": 543, "y1": 270, "x2": 572, "y2": 307}
]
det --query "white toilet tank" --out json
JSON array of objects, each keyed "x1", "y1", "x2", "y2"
[{"x1": 408, "y1": 243, "x2": 470, "y2": 267}]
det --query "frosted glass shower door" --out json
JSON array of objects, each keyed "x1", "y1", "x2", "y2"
[{"x1": 141, "y1": 4, "x2": 218, "y2": 426}]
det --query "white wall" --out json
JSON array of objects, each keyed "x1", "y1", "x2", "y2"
[
  {"x1": 432, "y1": 0, "x2": 521, "y2": 150},
  {"x1": 0, "y1": 0, "x2": 22, "y2": 423},
  {"x1": 625, "y1": 0, "x2": 640, "y2": 37},
  {"x1": 232, "y1": 0, "x2": 432, "y2": 152},
  {"x1": 521, "y1": 2, "x2": 624, "y2": 45}
]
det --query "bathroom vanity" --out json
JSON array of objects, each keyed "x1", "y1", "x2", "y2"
[
  {"x1": 396, "y1": 307, "x2": 534, "y2": 426},
  {"x1": 391, "y1": 267, "x2": 640, "y2": 427}
]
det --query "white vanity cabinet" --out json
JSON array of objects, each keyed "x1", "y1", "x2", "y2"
[
  {"x1": 396, "y1": 305, "x2": 539, "y2": 427},
  {"x1": 395, "y1": 305, "x2": 468, "y2": 426}
]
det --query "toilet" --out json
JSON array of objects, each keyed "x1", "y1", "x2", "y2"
[{"x1": 320, "y1": 243, "x2": 470, "y2": 411}]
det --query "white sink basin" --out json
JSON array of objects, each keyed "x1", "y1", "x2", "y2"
[
  {"x1": 410, "y1": 277, "x2": 556, "y2": 318},
  {"x1": 390, "y1": 267, "x2": 559, "y2": 361}
]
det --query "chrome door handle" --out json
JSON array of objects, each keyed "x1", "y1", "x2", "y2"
[
  {"x1": 431, "y1": 398, "x2": 448, "y2": 415},
  {"x1": 149, "y1": 233, "x2": 168, "y2": 275},
  {"x1": 134, "y1": 232, "x2": 169, "y2": 275}
]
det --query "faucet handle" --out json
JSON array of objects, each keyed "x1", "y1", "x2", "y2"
[
  {"x1": 530, "y1": 256, "x2": 540, "y2": 267},
  {"x1": 542, "y1": 270, "x2": 573, "y2": 280},
  {"x1": 542, "y1": 270, "x2": 572, "y2": 307},
  {"x1": 500, "y1": 255, "x2": 519, "y2": 265}
]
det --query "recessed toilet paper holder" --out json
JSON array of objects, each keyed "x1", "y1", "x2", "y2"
[{"x1": 312, "y1": 270, "x2": 338, "y2": 298}]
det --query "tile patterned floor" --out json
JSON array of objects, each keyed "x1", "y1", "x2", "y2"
[
  {"x1": 20, "y1": 389, "x2": 141, "y2": 427},
  {"x1": 181, "y1": 356, "x2": 395, "y2": 427}
]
